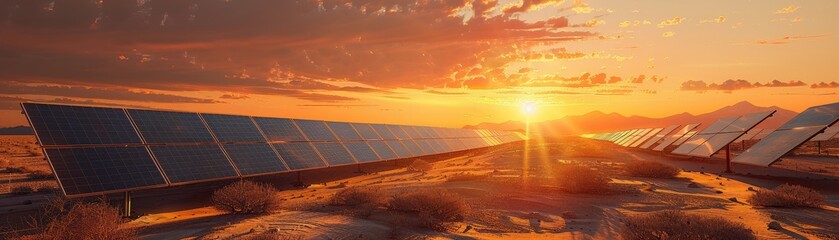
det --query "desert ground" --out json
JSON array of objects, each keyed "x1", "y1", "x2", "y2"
[{"x1": 1, "y1": 135, "x2": 838, "y2": 239}]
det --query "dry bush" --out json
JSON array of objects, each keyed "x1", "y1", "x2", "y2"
[
  {"x1": 4, "y1": 166, "x2": 26, "y2": 173},
  {"x1": 37, "y1": 185, "x2": 59, "y2": 193},
  {"x1": 407, "y1": 159, "x2": 433, "y2": 173},
  {"x1": 387, "y1": 189, "x2": 468, "y2": 231},
  {"x1": 747, "y1": 184, "x2": 824, "y2": 208},
  {"x1": 28, "y1": 170, "x2": 53, "y2": 180},
  {"x1": 21, "y1": 201, "x2": 137, "y2": 240},
  {"x1": 243, "y1": 231, "x2": 302, "y2": 240},
  {"x1": 554, "y1": 164, "x2": 610, "y2": 194},
  {"x1": 331, "y1": 187, "x2": 384, "y2": 207},
  {"x1": 212, "y1": 180, "x2": 281, "y2": 214},
  {"x1": 12, "y1": 186, "x2": 34, "y2": 195},
  {"x1": 621, "y1": 210, "x2": 756, "y2": 240},
  {"x1": 624, "y1": 160, "x2": 680, "y2": 178},
  {"x1": 446, "y1": 172, "x2": 489, "y2": 182}
]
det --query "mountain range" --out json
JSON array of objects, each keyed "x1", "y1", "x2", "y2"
[{"x1": 463, "y1": 101, "x2": 798, "y2": 136}]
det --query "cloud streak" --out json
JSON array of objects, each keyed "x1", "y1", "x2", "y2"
[{"x1": 680, "y1": 79, "x2": 807, "y2": 93}]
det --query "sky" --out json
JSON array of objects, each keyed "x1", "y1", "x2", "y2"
[{"x1": 0, "y1": 0, "x2": 837, "y2": 128}]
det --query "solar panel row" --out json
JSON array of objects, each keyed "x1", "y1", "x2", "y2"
[{"x1": 23, "y1": 103, "x2": 526, "y2": 197}]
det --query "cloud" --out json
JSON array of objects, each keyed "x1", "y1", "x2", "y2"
[
  {"x1": 0, "y1": 82, "x2": 221, "y2": 103},
  {"x1": 0, "y1": 96, "x2": 152, "y2": 111},
  {"x1": 662, "y1": 31, "x2": 675, "y2": 38},
  {"x1": 811, "y1": 81, "x2": 839, "y2": 89},
  {"x1": 775, "y1": 5, "x2": 799, "y2": 14},
  {"x1": 631, "y1": 75, "x2": 646, "y2": 84},
  {"x1": 680, "y1": 79, "x2": 807, "y2": 93},
  {"x1": 754, "y1": 35, "x2": 829, "y2": 45},
  {"x1": 657, "y1": 17, "x2": 684, "y2": 28},
  {"x1": 699, "y1": 16, "x2": 726, "y2": 24},
  {"x1": 502, "y1": 0, "x2": 566, "y2": 15},
  {"x1": 425, "y1": 90, "x2": 469, "y2": 95},
  {"x1": 220, "y1": 94, "x2": 249, "y2": 100}
]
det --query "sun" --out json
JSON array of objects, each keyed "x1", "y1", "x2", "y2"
[{"x1": 523, "y1": 102, "x2": 536, "y2": 115}]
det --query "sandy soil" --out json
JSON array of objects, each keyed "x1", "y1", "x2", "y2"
[{"x1": 2, "y1": 135, "x2": 839, "y2": 239}]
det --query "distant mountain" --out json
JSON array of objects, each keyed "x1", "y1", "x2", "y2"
[
  {"x1": 463, "y1": 101, "x2": 799, "y2": 136},
  {"x1": 0, "y1": 126, "x2": 33, "y2": 135}
]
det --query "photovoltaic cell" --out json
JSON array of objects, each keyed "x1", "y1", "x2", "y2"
[
  {"x1": 272, "y1": 142, "x2": 326, "y2": 170},
  {"x1": 671, "y1": 133, "x2": 712, "y2": 155},
  {"x1": 401, "y1": 140, "x2": 424, "y2": 156},
  {"x1": 720, "y1": 111, "x2": 775, "y2": 133},
  {"x1": 402, "y1": 126, "x2": 423, "y2": 139},
  {"x1": 385, "y1": 140, "x2": 412, "y2": 158},
  {"x1": 424, "y1": 139, "x2": 444, "y2": 153},
  {"x1": 371, "y1": 124, "x2": 397, "y2": 140},
  {"x1": 201, "y1": 114, "x2": 265, "y2": 142},
  {"x1": 294, "y1": 119, "x2": 338, "y2": 141},
  {"x1": 811, "y1": 126, "x2": 839, "y2": 141},
  {"x1": 673, "y1": 131, "x2": 697, "y2": 146},
  {"x1": 699, "y1": 116, "x2": 739, "y2": 134},
  {"x1": 778, "y1": 103, "x2": 839, "y2": 129},
  {"x1": 367, "y1": 141, "x2": 398, "y2": 160},
  {"x1": 640, "y1": 125, "x2": 679, "y2": 149},
  {"x1": 312, "y1": 142, "x2": 357, "y2": 166},
  {"x1": 129, "y1": 110, "x2": 215, "y2": 144},
  {"x1": 686, "y1": 132, "x2": 742, "y2": 157},
  {"x1": 253, "y1": 117, "x2": 306, "y2": 142},
  {"x1": 630, "y1": 128, "x2": 662, "y2": 148},
  {"x1": 23, "y1": 103, "x2": 142, "y2": 146},
  {"x1": 325, "y1": 122, "x2": 362, "y2": 141},
  {"x1": 652, "y1": 124, "x2": 699, "y2": 151},
  {"x1": 414, "y1": 139, "x2": 434, "y2": 154},
  {"x1": 352, "y1": 123, "x2": 381, "y2": 140},
  {"x1": 343, "y1": 142, "x2": 380, "y2": 162},
  {"x1": 150, "y1": 145, "x2": 238, "y2": 184},
  {"x1": 221, "y1": 143, "x2": 287, "y2": 175},
  {"x1": 387, "y1": 125, "x2": 411, "y2": 139},
  {"x1": 45, "y1": 146, "x2": 166, "y2": 196}
]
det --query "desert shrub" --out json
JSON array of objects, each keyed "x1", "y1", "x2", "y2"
[
  {"x1": 37, "y1": 185, "x2": 59, "y2": 193},
  {"x1": 747, "y1": 184, "x2": 824, "y2": 208},
  {"x1": 387, "y1": 189, "x2": 467, "y2": 231},
  {"x1": 407, "y1": 159, "x2": 433, "y2": 173},
  {"x1": 28, "y1": 170, "x2": 53, "y2": 180},
  {"x1": 621, "y1": 210, "x2": 756, "y2": 240},
  {"x1": 624, "y1": 160, "x2": 680, "y2": 178},
  {"x1": 22, "y1": 201, "x2": 137, "y2": 240},
  {"x1": 212, "y1": 180, "x2": 281, "y2": 214},
  {"x1": 554, "y1": 164, "x2": 610, "y2": 193},
  {"x1": 446, "y1": 172, "x2": 489, "y2": 182},
  {"x1": 5, "y1": 166, "x2": 25, "y2": 173},
  {"x1": 243, "y1": 231, "x2": 303, "y2": 240},
  {"x1": 12, "y1": 186, "x2": 34, "y2": 195},
  {"x1": 331, "y1": 187, "x2": 384, "y2": 207}
]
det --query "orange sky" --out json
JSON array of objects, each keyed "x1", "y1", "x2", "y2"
[{"x1": 0, "y1": 1, "x2": 836, "y2": 128}]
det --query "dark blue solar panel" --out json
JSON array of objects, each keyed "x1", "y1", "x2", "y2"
[
  {"x1": 128, "y1": 109, "x2": 215, "y2": 144},
  {"x1": 343, "y1": 142, "x2": 380, "y2": 162},
  {"x1": 425, "y1": 139, "x2": 444, "y2": 153},
  {"x1": 415, "y1": 127, "x2": 433, "y2": 138},
  {"x1": 385, "y1": 140, "x2": 412, "y2": 158},
  {"x1": 414, "y1": 139, "x2": 434, "y2": 154},
  {"x1": 368, "y1": 141, "x2": 397, "y2": 160},
  {"x1": 253, "y1": 117, "x2": 306, "y2": 142},
  {"x1": 425, "y1": 127, "x2": 443, "y2": 138},
  {"x1": 326, "y1": 122, "x2": 362, "y2": 140},
  {"x1": 351, "y1": 123, "x2": 381, "y2": 140},
  {"x1": 222, "y1": 143, "x2": 287, "y2": 176},
  {"x1": 272, "y1": 142, "x2": 326, "y2": 170},
  {"x1": 150, "y1": 145, "x2": 238, "y2": 183},
  {"x1": 23, "y1": 103, "x2": 142, "y2": 146},
  {"x1": 45, "y1": 146, "x2": 166, "y2": 196},
  {"x1": 294, "y1": 120, "x2": 338, "y2": 141},
  {"x1": 401, "y1": 140, "x2": 424, "y2": 156},
  {"x1": 371, "y1": 124, "x2": 397, "y2": 140},
  {"x1": 312, "y1": 142, "x2": 357, "y2": 166},
  {"x1": 201, "y1": 114, "x2": 265, "y2": 142},
  {"x1": 403, "y1": 126, "x2": 423, "y2": 139},
  {"x1": 434, "y1": 139, "x2": 453, "y2": 152},
  {"x1": 387, "y1": 125, "x2": 410, "y2": 139}
]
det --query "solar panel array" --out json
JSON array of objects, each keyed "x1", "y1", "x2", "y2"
[
  {"x1": 22, "y1": 103, "x2": 525, "y2": 197},
  {"x1": 583, "y1": 102, "x2": 839, "y2": 169}
]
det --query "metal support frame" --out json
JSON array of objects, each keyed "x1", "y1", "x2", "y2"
[
  {"x1": 817, "y1": 141, "x2": 822, "y2": 155},
  {"x1": 724, "y1": 144, "x2": 733, "y2": 173},
  {"x1": 122, "y1": 191, "x2": 132, "y2": 217}
]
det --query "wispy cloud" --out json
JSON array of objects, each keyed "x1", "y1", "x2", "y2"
[
  {"x1": 774, "y1": 5, "x2": 800, "y2": 14},
  {"x1": 811, "y1": 81, "x2": 839, "y2": 89},
  {"x1": 754, "y1": 35, "x2": 829, "y2": 45},
  {"x1": 680, "y1": 79, "x2": 807, "y2": 93},
  {"x1": 657, "y1": 17, "x2": 684, "y2": 28}
]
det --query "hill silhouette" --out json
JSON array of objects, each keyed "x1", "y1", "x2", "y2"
[{"x1": 463, "y1": 101, "x2": 798, "y2": 136}]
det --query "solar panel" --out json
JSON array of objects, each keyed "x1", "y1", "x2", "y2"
[
  {"x1": 676, "y1": 111, "x2": 774, "y2": 158},
  {"x1": 272, "y1": 142, "x2": 327, "y2": 170},
  {"x1": 423, "y1": 127, "x2": 441, "y2": 138},
  {"x1": 623, "y1": 128, "x2": 652, "y2": 146},
  {"x1": 630, "y1": 128, "x2": 662, "y2": 148},
  {"x1": 810, "y1": 125, "x2": 839, "y2": 141},
  {"x1": 387, "y1": 125, "x2": 411, "y2": 139},
  {"x1": 312, "y1": 142, "x2": 357, "y2": 166},
  {"x1": 221, "y1": 143, "x2": 287, "y2": 176},
  {"x1": 343, "y1": 142, "x2": 380, "y2": 162},
  {"x1": 294, "y1": 119, "x2": 338, "y2": 141},
  {"x1": 615, "y1": 129, "x2": 639, "y2": 145},
  {"x1": 385, "y1": 140, "x2": 412, "y2": 158},
  {"x1": 640, "y1": 125, "x2": 680, "y2": 149},
  {"x1": 253, "y1": 117, "x2": 307, "y2": 142},
  {"x1": 671, "y1": 133, "x2": 712, "y2": 155},
  {"x1": 150, "y1": 145, "x2": 238, "y2": 184},
  {"x1": 128, "y1": 109, "x2": 216, "y2": 144},
  {"x1": 371, "y1": 124, "x2": 397, "y2": 140},
  {"x1": 651, "y1": 124, "x2": 700, "y2": 151},
  {"x1": 352, "y1": 123, "x2": 381, "y2": 140},
  {"x1": 44, "y1": 146, "x2": 167, "y2": 196},
  {"x1": 752, "y1": 129, "x2": 773, "y2": 140},
  {"x1": 735, "y1": 128, "x2": 763, "y2": 143},
  {"x1": 701, "y1": 116, "x2": 740, "y2": 134},
  {"x1": 23, "y1": 103, "x2": 142, "y2": 146},
  {"x1": 201, "y1": 114, "x2": 265, "y2": 142},
  {"x1": 719, "y1": 111, "x2": 775, "y2": 133},
  {"x1": 325, "y1": 122, "x2": 363, "y2": 141},
  {"x1": 368, "y1": 141, "x2": 398, "y2": 160},
  {"x1": 733, "y1": 102, "x2": 839, "y2": 166},
  {"x1": 673, "y1": 131, "x2": 698, "y2": 146},
  {"x1": 414, "y1": 139, "x2": 434, "y2": 153},
  {"x1": 401, "y1": 140, "x2": 424, "y2": 156},
  {"x1": 402, "y1": 126, "x2": 423, "y2": 139},
  {"x1": 424, "y1": 139, "x2": 444, "y2": 153},
  {"x1": 686, "y1": 132, "x2": 742, "y2": 157}
]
